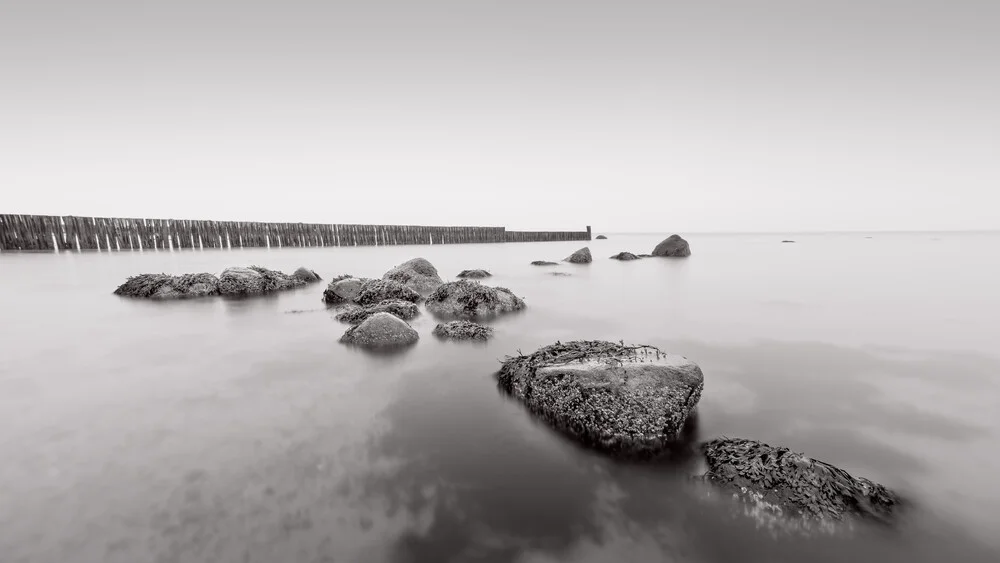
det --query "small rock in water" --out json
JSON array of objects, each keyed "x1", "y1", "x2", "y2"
[
  {"x1": 781, "y1": 240, "x2": 796, "y2": 244},
  {"x1": 336, "y1": 299, "x2": 419, "y2": 324},
  {"x1": 292, "y1": 267, "x2": 322, "y2": 283},
  {"x1": 531, "y1": 260, "x2": 559, "y2": 266},
  {"x1": 114, "y1": 273, "x2": 219, "y2": 300},
  {"x1": 456, "y1": 269, "x2": 492, "y2": 279},
  {"x1": 564, "y1": 247, "x2": 593, "y2": 264},
  {"x1": 323, "y1": 277, "x2": 367, "y2": 304},
  {"x1": 549, "y1": 272, "x2": 572, "y2": 277},
  {"x1": 595, "y1": 235, "x2": 608, "y2": 240},
  {"x1": 383, "y1": 257, "x2": 443, "y2": 294},
  {"x1": 425, "y1": 280, "x2": 525, "y2": 318},
  {"x1": 652, "y1": 235, "x2": 691, "y2": 257},
  {"x1": 433, "y1": 320, "x2": 494, "y2": 341},
  {"x1": 609, "y1": 252, "x2": 640, "y2": 261},
  {"x1": 354, "y1": 279, "x2": 421, "y2": 306},
  {"x1": 339, "y1": 312, "x2": 418, "y2": 348}
]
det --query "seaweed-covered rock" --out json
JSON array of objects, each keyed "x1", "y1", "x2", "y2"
[
  {"x1": 498, "y1": 341, "x2": 704, "y2": 456},
  {"x1": 595, "y1": 235, "x2": 608, "y2": 240},
  {"x1": 433, "y1": 320, "x2": 494, "y2": 341},
  {"x1": 383, "y1": 258, "x2": 443, "y2": 294},
  {"x1": 652, "y1": 234, "x2": 691, "y2": 257},
  {"x1": 355, "y1": 279, "x2": 421, "y2": 306},
  {"x1": 336, "y1": 299, "x2": 419, "y2": 324},
  {"x1": 293, "y1": 267, "x2": 322, "y2": 283},
  {"x1": 218, "y1": 266, "x2": 307, "y2": 296},
  {"x1": 339, "y1": 312, "x2": 419, "y2": 348},
  {"x1": 609, "y1": 252, "x2": 639, "y2": 261},
  {"x1": 531, "y1": 261, "x2": 558, "y2": 266},
  {"x1": 114, "y1": 273, "x2": 219, "y2": 300},
  {"x1": 424, "y1": 280, "x2": 525, "y2": 318},
  {"x1": 456, "y1": 269, "x2": 492, "y2": 279},
  {"x1": 700, "y1": 438, "x2": 901, "y2": 529},
  {"x1": 323, "y1": 277, "x2": 367, "y2": 304},
  {"x1": 564, "y1": 247, "x2": 592, "y2": 264}
]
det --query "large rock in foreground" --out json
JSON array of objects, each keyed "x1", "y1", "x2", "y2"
[
  {"x1": 218, "y1": 266, "x2": 309, "y2": 296},
  {"x1": 652, "y1": 234, "x2": 691, "y2": 257},
  {"x1": 433, "y1": 320, "x2": 494, "y2": 341},
  {"x1": 609, "y1": 252, "x2": 640, "y2": 261},
  {"x1": 498, "y1": 341, "x2": 704, "y2": 456},
  {"x1": 424, "y1": 280, "x2": 525, "y2": 318},
  {"x1": 339, "y1": 312, "x2": 419, "y2": 348},
  {"x1": 114, "y1": 273, "x2": 219, "y2": 300},
  {"x1": 457, "y1": 269, "x2": 492, "y2": 279},
  {"x1": 383, "y1": 257, "x2": 443, "y2": 294},
  {"x1": 336, "y1": 299, "x2": 419, "y2": 324},
  {"x1": 354, "y1": 279, "x2": 421, "y2": 306},
  {"x1": 700, "y1": 438, "x2": 901, "y2": 528},
  {"x1": 564, "y1": 247, "x2": 592, "y2": 264}
]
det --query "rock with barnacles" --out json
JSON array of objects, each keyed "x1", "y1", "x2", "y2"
[
  {"x1": 700, "y1": 438, "x2": 902, "y2": 532},
  {"x1": 114, "y1": 273, "x2": 220, "y2": 300},
  {"x1": 293, "y1": 267, "x2": 322, "y2": 283},
  {"x1": 383, "y1": 257, "x2": 443, "y2": 294},
  {"x1": 354, "y1": 279, "x2": 421, "y2": 306},
  {"x1": 609, "y1": 252, "x2": 640, "y2": 261},
  {"x1": 497, "y1": 340, "x2": 704, "y2": 457},
  {"x1": 218, "y1": 266, "x2": 309, "y2": 296},
  {"x1": 323, "y1": 276, "x2": 368, "y2": 304},
  {"x1": 339, "y1": 312, "x2": 419, "y2": 348},
  {"x1": 433, "y1": 320, "x2": 494, "y2": 341},
  {"x1": 336, "y1": 299, "x2": 419, "y2": 324},
  {"x1": 456, "y1": 269, "x2": 492, "y2": 279},
  {"x1": 424, "y1": 280, "x2": 525, "y2": 318},
  {"x1": 531, "y1": 260, "x2": 558, "y2": 266},
  {"x1": 564, "y1": 247, "x2": 593, "y2": 264},
  {"x1": 652, "y1": 234, "x2": 691, "y2": 257}
]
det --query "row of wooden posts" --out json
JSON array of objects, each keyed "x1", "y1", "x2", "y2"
[{"x1": 0, "y1": 215, "x2": 592, "y2": 252}]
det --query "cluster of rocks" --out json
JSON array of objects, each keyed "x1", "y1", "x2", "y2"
[
  {"x1": 529, "y1": 236, "x2": 689, "y2": 267},
  {"x1": 497, "y1": 339, "x2": 903, "y2": 532},
  {"x1": 425, "y1": 280, "x2": 526, "y2": 318},
  {"x1": 113, "y1": 266, "x2": 321, "y2": 300}
]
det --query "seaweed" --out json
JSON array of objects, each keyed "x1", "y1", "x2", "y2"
[
  {"x1": 335, "y1": 299, "x2": 419, "y2": 324},
  {"x1": 433, "y1": 320, "x2": 494, "y2": 341}
]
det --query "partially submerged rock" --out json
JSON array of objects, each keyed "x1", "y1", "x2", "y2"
[
  {"x1": 549, "y1": 272, "x2": 572, "y2": 277},
  {"x1": 456, "y1": 269, "x2": 492, "y2": 279},
  {"x1": 339, "y1": 312, "x2": 419, "y2": 348},
  {"x1": 782, "y1": 240, "x2": 796, "y2": 243},
  {"x1": 432, "y1": 320, "x2": 494, "y2": 341},
  {"x1": 424, "y1": 280, "x2": 525, "y2": 318},
  {"x1": 354, "y1": 279, "x2": 421, "y2": 306},
  {"x1": 609, "y1": 252, "x2": 640, "y2": 261},
  {"x1": 531, "y1": 260, "x2": 558, "y2": 266},
  {"x1": 218, "y1": 266, "x2": 309, "y2": 296},
  {"x1": 564, "y1": 247, "x2": 593, "y2": 264},
  {"x1": 293, "y1": 267, "x2": 322, "y2": 283},
  {"x1": 336, "y1": 299, "x2": 419, "y2": 324},
  {"x1": 652, "y1": 234, "x2": 691, "y2": 257},
  {"x1": 700, "y1": 438, "x2": 901, "y2": 529},
  {"x1": 383, "y1": 258, "x2": 443, "y2": 294},
  {"x1": 323, "y1": 277, "x2": 367, "y2": 304},
  {"x1": 114, "y1": 273, "x2": 219, "y2": 300},
  {"x1": 498, "y1": 341, "x2": 704, "y2": 456},
  {"x1": 595, "y1": 235, "x2": 608, "y2": 240}
]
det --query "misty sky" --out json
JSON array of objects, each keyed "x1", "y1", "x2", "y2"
[{"x1": 1, "y1": 0, "x2": 997, "y2": 232}]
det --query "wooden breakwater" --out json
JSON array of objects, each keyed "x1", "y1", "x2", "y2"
[{"x1": 0, "y1": 215, "x2": 591, "y2": 251}]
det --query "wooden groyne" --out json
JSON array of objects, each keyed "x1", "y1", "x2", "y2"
[{"x1": 0, "y1": 215, "x2": 591, "y2": 252}]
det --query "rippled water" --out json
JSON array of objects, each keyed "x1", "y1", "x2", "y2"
[{"x1": 1, "y1": 233, "x2": 999, "y2": 563}]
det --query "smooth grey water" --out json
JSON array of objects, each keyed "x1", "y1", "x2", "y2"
[{"x1": 1, "y1": 233, "x2": 999, "y2": 563}]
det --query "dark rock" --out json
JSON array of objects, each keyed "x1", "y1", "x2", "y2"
[
  {"x1": 425, "y1": 280, "x2": 525, "y2": 318},
  {"x1": 433, "y1": 320, "x2": 494, "y2": 341},
  {"x1": 456, "y1": 269, "x2": 492, "y2": 279},
  {"x1": 339, "y1": 312, "x2": 418, "y2": 348},
  {"x1": 218, "y1": 266, "x2": 308, "y2": 296},
  {"x1": 564, "y1": 247, "x2": 593, "y2": 264},
  {"x1": 652, "y1": 235, "x2": 691, "y2": 257},
  {"x1": 323, "y1": 277, "x2": 367, "y2": 304},
  {"x1": 531, "y1": 261, "x2": 559, "y2": 266},
  {"x1": 293, "y1": 267, "x2": 322, "y2": 282},
  {"x1": 781, "y1": 240, "x2": 796, "y2": 244},
  {"x1": 639, "y1": 254, "x2": 652, "y2": 258},
  {"x1": 498, "y1": 341, "x2": 704, "y2": 457},
  {"x1": 595, "y1": 235, "x2": 608, "y2": 240},
  {"x1": 383, "y1": 257, "x2": 443, "y2": 294},
  {"x1": 354, "y1": 279, "x2": 421, "y2": 306},
  {"x1": 609, "y1": 252, "x2": 640, "y2": 261},
  {"x1": 336, "y1": 299, "x2": 419, "y2": 324},
  {"x1": 700, "y1": 438, "x2": 901, "y2": 528},
  {"x1": 114, "y1": 273, "x2": 219, "y2": 300}
]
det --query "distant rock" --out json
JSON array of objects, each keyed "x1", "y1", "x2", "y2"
[
  {"x1": 114, "y1": 273, "x2": 219, "y2": 300},
  {"x1": 652, "y1": 235, "x2": 691, "y2": 257},
  {"x1": 564, "y1": 247, "x2": 592, "y2": 264},
  {"x1": 456, "y1": 269, "x2": 492, "y2": 279},
  {"x1": 336, "y1": 299, "x2": 419, "y2": 324},
  {"x1": 293, "y1": 267, "x2": 322, "y2": 283},
  {"x1": 383, "y1": 257, "x2": 443, "y2": 294},
  {"x1": 609, "y1": 252, "x2": 640, "y2": 261},
  {"x1": 354, "y1": 279, "x2": 421, "y2": 306},
  {"x1": 433, "y1": 320, "x2": 494, "y2": 341},
  {"x1": 700, "y1": 438, "x2": 901, "y2": 529},
  {"x1": 425, "y1": 280, "x2": 526, "y2": 318},
  {"x1": 339, "y1": 312, "x2": 419, "y2": 348},
  {"x1": 498, "y1": 341, "x2": 704, "y2": 457},
  {"x1": 549, "y1": 272, "x2": 572, "y2": 277},
  {"x1": 218, "y1": 266, "x2": 309, "y2": 296},
  {"x1": 781, "y1": 240, "x2": 796, "y2": 244},
  {"x1": 638, "y1": 254, "x2": 652, "y2": 258},
  {"x1": 595, "y1": 235, "x2": 608, "y2": 240},
  {"x1": 531, "y1": 260, "x2": 559, "y2": 266},
  {"x1": 323, "y1": 277, "x2": 366, "y2": 304}
]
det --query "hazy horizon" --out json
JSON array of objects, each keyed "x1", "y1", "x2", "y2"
[{"x1": 2, "y1": 1, "x2": 997, "y2": 232}]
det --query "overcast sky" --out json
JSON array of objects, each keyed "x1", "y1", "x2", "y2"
[{"x1": 1, "y1": 1, "x2": 997, "y2": 232}]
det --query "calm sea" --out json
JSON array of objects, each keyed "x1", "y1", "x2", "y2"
[{"x1": 1, "y1": 233, "x2": 998, "y2": 563}]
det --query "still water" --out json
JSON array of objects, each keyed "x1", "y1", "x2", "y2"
[{"x1": 1, "y1": 233, "x2": 999, "y2": 563}]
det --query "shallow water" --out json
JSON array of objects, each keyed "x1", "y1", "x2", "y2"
[{"x1": 1, "y1": 233, "x2": 999, "y2": 563}]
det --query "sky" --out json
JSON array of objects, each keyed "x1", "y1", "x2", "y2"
[{"x1": 1, "y1": 0, "x2": 997, "y2": 232}]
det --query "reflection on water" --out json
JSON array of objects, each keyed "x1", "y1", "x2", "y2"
[{"x1": 1, "y1": 233, "x2": 999, "y2": 562}]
